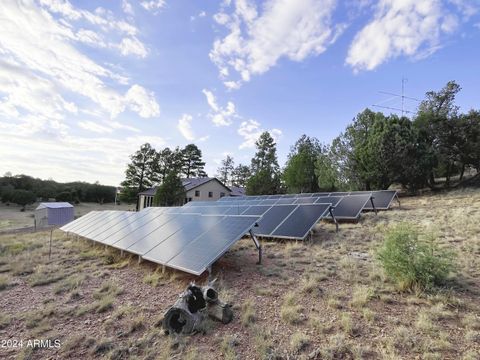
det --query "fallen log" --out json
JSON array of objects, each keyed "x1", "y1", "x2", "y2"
[{"x1": 162, "y1": 282, "x2": 233, "y2": 335}]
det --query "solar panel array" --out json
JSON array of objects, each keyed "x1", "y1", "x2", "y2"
[{"x1": 61, "y1": 210, "x2": 260, "y2": 276}]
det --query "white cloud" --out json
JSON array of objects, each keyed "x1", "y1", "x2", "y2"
[
  {"x1": 118, "y1": 37, "x2": 149, "y2": 58},
  {"x1": 141, "y1": 0, "x2": 166, "y2": 13},
  {"x1": 125, "y1": 85, "x2": 160, "y2": 118},
  {"x1": 177, "y1": 113, "x2": 209, "y2": 142},
  {"x1": 76, "y1": 29, "x2": 106, "y2": 47},
  {"x1": 237, "y1": 119, "x2": 282, "y2": 149},
  {"x1": 0, "y1": 0, "x2": 159, "y2": 120},
  {"x1": 346, "y1": 0, "x2": 463, "y2": 71},
  {"x1": 210, "y1": 0, "x2": 342, "y2": 88},
  {"x1": 122, "y1": 0, "x2": 134, "y2": 15},
  {"x1": 177, "y1": 114, "x2": 195, "y2": 141},
  {"x1": 202, "y1": 89, "x2": 236, "y2": 126},
  {"x1": 78, "y1": 120, "x2": 113, "y2": 134}
]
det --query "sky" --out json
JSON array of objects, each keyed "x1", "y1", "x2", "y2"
[{"x1": 0, "y1": 0, "x2": 479, "y2": 186}]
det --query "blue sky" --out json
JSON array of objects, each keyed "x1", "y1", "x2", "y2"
[{"x1": 0, "y1": 0, "x2": 479, "y2": 186}]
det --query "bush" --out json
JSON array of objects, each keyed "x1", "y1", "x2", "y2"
[{"x1": 377, "y1": 223, "x2": 454, "y2": 291}]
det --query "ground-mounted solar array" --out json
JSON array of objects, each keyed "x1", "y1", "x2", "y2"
[
  {"x1": 61, "y1": 210, "x2": 260, "y2": 276},
  {"x1": 60, "y1": 190, "x2": 397, "y2": 276}
]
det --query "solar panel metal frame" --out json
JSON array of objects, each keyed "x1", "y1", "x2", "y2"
[
  {"x1": 60, "y1": 211, "x2": 99, "y2": 232},
  {"x1": 269, "y1": 203, "x2": 332, "y2": 240},
  {"x1": 294, "y1": 197, "x2": 319, "y2": 204}
]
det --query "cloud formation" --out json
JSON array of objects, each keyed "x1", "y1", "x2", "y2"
[
  {"x1": 237, "y1": 119, "x2": 282, "y2": 149},
  {"x1": 210, "y1": 0, "x2": 342, "y2": 88},
  {"x1": 346, "y1": 0, "x2": 464, "y2": 71},
  {"x1": 202, "y1": 89, "x2": 236, "y2": 126}
]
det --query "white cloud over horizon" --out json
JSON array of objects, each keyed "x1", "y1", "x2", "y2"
[
  {"x1": 237, "y1": 119, "x2": 282, "y2": 149},
  {"x1": 202, "y1": 89, "x2": 237, "y2": 126},
  {"x1": 210, "y1": 0, "x2": 343, "y2": 88}
]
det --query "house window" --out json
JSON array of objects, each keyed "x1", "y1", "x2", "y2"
[
  {"x1": 220, "y1": 192, "x2": 225, "y2": 198},
  {"x1": 195, "y1": 190, "x2": 200, "y2": 197},
  {"x1": 208, "y1": 192, "x2": 213, "y2": 198}
]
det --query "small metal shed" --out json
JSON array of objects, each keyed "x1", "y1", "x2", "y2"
[{"x1": 35, "y1": 202, "x2": 74, "y2": 228}]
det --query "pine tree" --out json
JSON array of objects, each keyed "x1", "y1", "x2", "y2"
[
  {"x1": 247, "y1": 132, "x2": 281, "y2": 195},
  {"x1": 121, "y1": 143, "x2": 158, "y2": 201},
  {"x1": 216, "y1": 155, "x2": 235, "y2": 185},
  {"x1": 154, "y1": 172, "x2": 184, "y2": 206},
  {"x1": 232, "y1": 164, "x2": 251, "y2": 187},
  {"x1": 181, "y1": 144, "x2": 207, "y2": 178}
]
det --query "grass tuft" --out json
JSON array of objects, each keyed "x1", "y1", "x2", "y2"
[
  {"x1": 290, "y1": 331, "x2": 310, "y2": 353},
  {"x1": 280, "y1": 291, "x2": 304, "y2": 325},
  {"x1": 241, "y1": 299, "x2": 256, "y2": 326}
]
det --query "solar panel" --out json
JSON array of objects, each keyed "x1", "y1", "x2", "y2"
[
  {"x1": 271, "y1": 203, "x2": 331, "y2": 239},
  {"x1": 124, "y1": 214, "x2": 198, "y2": 255},
  {"x1": 61, "y1": 211, "x2": 99, "y2": 232},
  {"x1": 295, "y1": 193, "x2": 314, "y2": 198},
  {"x1": 332, "y1": 194, "x2": 371, "y2": 220},
  {"x1": 73, "y1": 211, "x2": 125, "y2": 235},
  {"x1": 312, "y1": 192, "x2": 331, "y2": 196},
  {"x1": 110, "y1": 213, "x2": 179, "y2": 249},
  {"x1": 331, "y1": 192, "x2": 351, "y2": 196},
  {"x1": 140, "y1": 215, "x2": 224, "y2": 261},
  {"x1": 363, "y1": 190, "x2": 397, "y2": 210},
  {"x1": 276, "y1": 198, "x2": 297, "y2": 205},
  {"x1": 259, "y1": 199, "x2": 279, "y2": 206},
  {"x1": 315, "y1": 196, "x2": 343, "y2": 206},
  {"x1": 163, "y1": 215, "x2": 260, "y2": 275},
  {"x1": 241, "y1": 205, "x2": 272, "y2": 216},
  {"x1": 224, "y1": 206, "x2": 250, "y2": 215},
  {"x1": 254, "y1": 205, "x2": 297, "y2": 236},
  {"x1": 281, "y1": 194, "x2": 296, "y2": 199},
  {"x1": 80, "y1": 212, "x2": 139, "y2": 242},
  {"x1": 267, "y1": 194, "x2": 283, "y2": 199},
  {"x1": 294, "y1": 197, "x2": 319, "y2": 204}
]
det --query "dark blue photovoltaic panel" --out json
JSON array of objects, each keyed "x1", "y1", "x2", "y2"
[
  {"x1": 332, "y1": 194, "x2": 371, "y2": 219},
  {"x1": 312, "y1": 192, "x2": 331, "y2": 197},
  {"x1": 259, "y1": 199, "x2": 279, "y2": 206},
  {"x1": 253, "y1": 205, "x2": 297, "y2": 236},
  {"x1": 241, "y1": 205, "x2": 272, "y2": 215},
  {"x1": 294, "y1": 197, "x2": 318, "y2": 204},
  {"x1": 295, "y1": 193, "x2": 313, "y2": 198},
  {"x1": 109, "y1": 213, "x2": 178, "y2": 249},
  {"x1": 150, "y1": 215, "x2": 260, "y2": 275},
  {"x1": 141, "y1": 215, "x2": 223, "y2": 261},
  {"x1": 61, "y1": 211, "x2": 99, "y2": 232},
  {"x1": 73, "y1": 211, "x2": 125, "y2": 236},
  {"x1": 331, "y1": 192, "x2": 351, "y2": 196},
  {"x1": 271, "y1": 204, "x2": 331, "y2": 239},
  {"x1": 363, "y1": 190, "x2": 397, "y2": 210},
  {"x1": 81, "y1": 212, "x2": 139, "y2": 241},
  {"x1": 276, "y1": 198, "x2": 297, "y2": 205},
  {"x1": 224, "y1": 206, "x2": 250, "y2": 215},
  {"x1": 315, "y1": 196, "x2": 343, "y2": 206}
]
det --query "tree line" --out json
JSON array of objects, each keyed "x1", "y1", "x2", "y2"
[
  {"x1": 0, "y1": 174, "x2": 116, "y2": 210},
  {"x1": 216, "y1": 81, "x2": 479, "y2": 195},
  {"x1": 120, "y1": 80, "x2": 480, "y2": 203}
]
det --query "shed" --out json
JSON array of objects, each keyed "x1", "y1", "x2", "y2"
[{"x1": 35, "y1": 202, "x2": 74, "y2": 228}]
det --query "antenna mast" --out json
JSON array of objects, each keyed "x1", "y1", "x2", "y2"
[{"x1": 373, "y1": 78, "x2": 420, "y2": 116}]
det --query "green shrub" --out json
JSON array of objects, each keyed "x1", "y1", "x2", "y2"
[{"x1": 377, "y1": 223, "x2": 454, "y2": 291}]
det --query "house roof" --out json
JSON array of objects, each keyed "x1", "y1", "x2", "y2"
[
  {"x1": 138, "y1": 177, "x2": 231, "y2": 196},
  {"x1": 229, "y1": 186, "x2": 246, "y2": 197},
  {"x1": 36, "y1": 202, "x2": 73, "y2": 210}
]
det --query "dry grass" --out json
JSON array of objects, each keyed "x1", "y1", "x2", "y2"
[
  {"x1": 280, "y1": 291, "x2": 304, "y2": 324},
  {"x1": 0, "y1": 189, "x2": 479, "y2": 359}
]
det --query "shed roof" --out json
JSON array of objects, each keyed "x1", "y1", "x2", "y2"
[
  {"x1": 138, "y1": 177, "x2": 231, "y2": 196},
  {"x1": 36, "y1": 202, "x2": 73, "y2": 210}
]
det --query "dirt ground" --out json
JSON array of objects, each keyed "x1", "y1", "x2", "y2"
[
  {"x1": 0, "y1": 203, "x2": 134, "y2": 231},
  {"x1": 0, "y1": 189, "x2": 479, "y2": 359}
]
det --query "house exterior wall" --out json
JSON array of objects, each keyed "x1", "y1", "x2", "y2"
[{"x1": 185, "y1": 180, "x2": 230, "y2": 202}]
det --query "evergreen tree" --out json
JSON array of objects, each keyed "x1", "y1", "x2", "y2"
[
  {"x1": 156, "y1": 147, "x2": 183, "y2": 183},
  {"x1": 154, "y1": 172, "x2": 184, "y2": 206},
  {"x1": 181, "y1": 144, "x2": 207, "y2": 178},
  {"x1": 283, "y1": 135, "x2": 322, "y2": 193},
  {"x1": 232, "y1": 164, "x2": 251, "y2": 187},
  {"x1": 216, "y1": 155, "x2": 235, "y2": 185},
  {"x1": 246, "y1": 132, "x2": 281, "y2": 195},
  {"x1": 120, "y1": 143, "x2": 158, "y2": 202}
]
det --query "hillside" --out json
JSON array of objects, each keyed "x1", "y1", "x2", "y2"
[{"x1": 0, "y1": 189, "x2": 479, "y2": 359}]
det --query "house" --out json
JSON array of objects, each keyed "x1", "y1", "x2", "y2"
[
  {"x1": 138, "y1": 177, "x2": 236, "y2": 209},
  {"x1": 35, "y1": 202, "x2": 74, "y2": 228}
]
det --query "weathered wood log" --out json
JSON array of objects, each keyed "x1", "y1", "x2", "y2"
[{"x1": 162, "y1": 283, "x2": 233, "y2": 335}]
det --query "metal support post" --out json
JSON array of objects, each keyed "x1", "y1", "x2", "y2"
[
  {"x1": 249, "y1": 229, "x2": 262, "y2": 265},
  {"x1": 329, "y1": 206, "x2": 339, "y2": 232}
]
